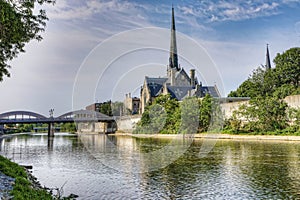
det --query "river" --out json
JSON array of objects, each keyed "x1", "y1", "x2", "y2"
[{"x1": 1, "y1": 133, "x2": 300, "y2": 199}]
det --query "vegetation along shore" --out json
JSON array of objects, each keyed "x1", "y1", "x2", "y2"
[
  {"x1": 0, "y1": 153, "x2": 78, "y2": 200},
  {"x1": 133, "y1": 47, "x2": 300, "y2": 136}
]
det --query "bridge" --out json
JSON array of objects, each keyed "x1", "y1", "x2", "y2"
[{"x1": 0, "y1": 110, "x2": 115, "y2": 136}]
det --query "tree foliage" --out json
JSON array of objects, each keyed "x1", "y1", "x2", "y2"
[
  {"x1": 226, "y1": 47, "x2": 300, "y2": 134},
  {"x1": 111, "y1": 101, "x2": 124, "y2": 116},
  {"x1": 273, "y1": 47, "x2": 300, "y2": 87},
  {"x1": 0, "y1": 0, "x2": 55, "y2": 81},
  {"x1": 179, "y1": 97, "x2": 199, "y2": 134},
  {"x1": 98, "y1": 101, "x2": 113, "y2": 116},
  {"x1": 134, "y1": 94, "x2": 219, "y2": 134},
  {"x1": 234, "y1": 96, "x2": 288, "y2": 132},
  {"x1": 228, "y1": 47, "x2": 300, "y2": 99},
  {"x1": 199, "y1": 94, "x2": 213, "y2": 132},
  {"x1": 60, "y1": 122, "x2": 76, "y2": 133},
  {"x1": 135, "y1": 94, "x2": 180, "y2": 134}
]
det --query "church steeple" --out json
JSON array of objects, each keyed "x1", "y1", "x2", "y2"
[
  {"x1": 266, "y1": 44, "x2": 271, "y2": 70},
  {"x1": 169, "y1": 6, "x2": 179, "y2": 70}
]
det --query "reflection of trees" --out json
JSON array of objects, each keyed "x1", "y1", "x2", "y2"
[
  {"x1": 139, "y1": 139, "x2": 224, "y2": 199},
  {"x1": 286, "y1": 144, "x2": 300, "y2": 193},
  {"x1": 134, "y1": 137, "x2": 172, "y2": 153},
  {"x1": 136, "y1": 139, "x2": 300, "y2": 199},
  {"x1": 238, "y1": 141, "x2": 300, "y2": 199}
]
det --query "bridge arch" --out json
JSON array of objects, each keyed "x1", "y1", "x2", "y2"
[{"x1": 0, "y1": 111, "x2": 47, "y2": 120}]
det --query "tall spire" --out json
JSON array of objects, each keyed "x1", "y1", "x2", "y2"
[
  {"x1": 169, "y1": 6, "x2": 179, "y2": 70},
  {"x1": 266, "y1": 44, "x2": 271, "y2": 70}
]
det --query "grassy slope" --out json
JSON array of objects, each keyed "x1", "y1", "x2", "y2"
[{"x1": 0, "y1": 155, "x2": 53, "y2": 200}]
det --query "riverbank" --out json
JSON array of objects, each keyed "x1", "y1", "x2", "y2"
[
  {"x1": 0, "y1": 134, "x2": 78, "y2": 199},
  {"x1": 115, "y1": 132, "x2": 300, "y2": 141},
  {"x1": 0, "y1": 132, "x2": 31, "y2": 139},
  {"x1": 0, "y1": 155, "x2": 53, "y2": 199}
]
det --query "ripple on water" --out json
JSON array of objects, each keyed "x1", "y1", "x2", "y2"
[{"x1": 1, "y1": 134, "x2": 300, "y2": 199}]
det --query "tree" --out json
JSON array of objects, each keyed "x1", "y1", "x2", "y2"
[
  {"x1": 274, "y1": 47, "x2": 300, "y2": 87},
  {"x1": 135, "y1": 94, "x2": 180, "y2": 134},
  {"x1": 228, "y1": 66, "x2": 276, "y2": 98},
  {"x1": 180, "y1": 97, "x2": 199, "y2": 134},
  {"x1": 61, "y1": 123, "x2": 76, "y2": 133},
  {"x1": 99, "y1": 101, "x2": 112, "y2": 116},
  {"x1": 236, "y1": 96, "x2": 288, "y2": 132},
  {"x1": 111, "y1": 101, "x2": 124, "y2": 116},
  {"x1": 0, "y1": 0, "x2": 55, "y2": 81},
  {"x1": 199, "y1": 94, "x2": 212, "y2": 132},
  {"x1": 229, "y1": 47, "x2": 300, "y2": 99}
]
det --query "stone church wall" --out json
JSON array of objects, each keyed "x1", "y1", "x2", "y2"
[{"x1": 284, "y1": 95, "x2": 300, "y2": 109}]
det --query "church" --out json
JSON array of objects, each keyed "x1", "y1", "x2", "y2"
[{"x1": 139, "y1": 7, "x2": 220, "y2": 113}]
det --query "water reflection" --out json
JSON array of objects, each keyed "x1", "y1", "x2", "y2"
[{"x1": 0, "y1": 134, "x2": 300, "y2": 199}]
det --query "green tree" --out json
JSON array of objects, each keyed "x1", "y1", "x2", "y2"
[
  {"x1": 199, "y1": 94, "x2": 212, "y2": 132},
  {"x1": 153, "y1": 94, "x2": 180, "y2": 133},
  {"x1": 274, "y1": 47, "x2": 300, "y2": 87},
  {"x1": 135, "y1": 94, "x2": 180, "y2": 134},
  {"x1": 99, "y1": 101, "x2": 113, "y2": 116},
  {"x1": 272, "y1": 84, "x2": 297, "y2": 99},
  {"x1": 229, "y1": 47, "x2": 300, "y2": 99},
  {"x1": 236, "y1": 96, "x2": 288, "y2": 132},
  {"x1": 111, "y1": 101, "x2": 124, "y2": 116},
  {"x1": 0, "y1": 0, "x2": 55, "y2": 81},
  {"x1": 228, "y1": 67, "x2": 276, "y2": 98},
  {"x1": 60, "y1": 122, "x2": 76, "y2": 133},
  {"x1": 180, "y1": 97, "x2": 199, "y2": 134}
]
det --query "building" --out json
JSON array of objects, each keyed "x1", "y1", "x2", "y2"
[
  {"x1": 85, "y1": 103, "x2": 101, "y2": 112},
  {"x1": 140, "y1": 7, "x2": 220, "y2": 113},
  {"x1": 124, "y1": 93, "x2": 140, "y2": 115}
]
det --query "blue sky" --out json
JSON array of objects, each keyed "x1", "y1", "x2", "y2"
[{"x1": 0, "y1": 0, "x2": 299, "y2": 116}]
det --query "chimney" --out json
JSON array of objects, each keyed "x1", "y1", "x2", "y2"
[{"x1": 190, "y1": 69, "x2": 195, "y2": 87}]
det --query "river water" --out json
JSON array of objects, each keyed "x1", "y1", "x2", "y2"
[{"x1": 1, "y1": 133, "x2": 300, "y2": 199}]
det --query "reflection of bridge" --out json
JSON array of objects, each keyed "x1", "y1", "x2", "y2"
[{"x1": 0, "y1": 110, "x2": 115, "y2": 136}]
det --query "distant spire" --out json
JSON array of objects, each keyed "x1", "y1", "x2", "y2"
[
  {"x1": 169, "y1": 6, "x2": 179, "y2": 70},
  {"x1": 266, "y1": 44, "x2": 271, "y2": 70}
]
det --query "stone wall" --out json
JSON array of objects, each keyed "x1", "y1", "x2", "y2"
[
  {"x1": 77, "y1": 122, "x2": 110, "y2": 133},
  {"x1": 220, "y1": 100, "x2": 249, "y2": 119},
  {"x1": 115, "y1": 115, "x2": 142, "y2": 133},
  {"x1": 220, "y1": 95, "x2": 300, "y2": 120},
  {"x1": 284, "y1": 95, "x2": 300, "y2": 109}
]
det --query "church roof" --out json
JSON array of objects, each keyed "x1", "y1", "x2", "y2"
[
  {"x1": 145, "y1": 77, "x2": 168, "y2": 97},
  {"x1": 167, "y1": 86, "x2": 193, "y2": 100},
  {"x1": 175, "y1": 68, "x2": 191, "y2": 81},
  {"x1": 201, "y1": 86, "x2": 220, "y2": 98}
]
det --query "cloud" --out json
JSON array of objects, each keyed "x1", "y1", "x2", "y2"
[
  {"x1": 44, "y1": 0, "x2": 153, "y2": 42},
  {"x1": 176, "y1": 1, "x2": 298, "y2": 23},
  {"x1": 1, "y1": 0, "x2": 298, "y2": 115},
  {"x1": 47, "y1": 0, "x2": 144, "y2": 21}
]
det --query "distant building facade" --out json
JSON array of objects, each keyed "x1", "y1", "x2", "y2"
[
  {"x1": 140, "y1": 7, "x2": 220, "y2": 113},
  {"x1": 124, "y1": 93, "x2": 140, "y2": 115},
  {"x1": 85, "y1": 103, "x2": 101, "y2": 112}
]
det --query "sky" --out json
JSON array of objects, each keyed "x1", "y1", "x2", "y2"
[{"x1": 0, "y1": 0, "x2": 299, "y2": 116}]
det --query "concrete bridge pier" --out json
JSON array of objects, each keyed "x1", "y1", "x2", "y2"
[
  {"x1": 47, "y1": 137, "x2": 54, "y2": 151},
  {"x1": 48, "y1": 123, "x2": 55, "y2": 137}
]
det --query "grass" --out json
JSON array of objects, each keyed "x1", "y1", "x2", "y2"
[{"x1": 0, "y1": 155, "x2": 53, "y2": 200}]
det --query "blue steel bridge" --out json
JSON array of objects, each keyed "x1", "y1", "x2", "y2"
[{"x1": 0, "y1": 110, "x2": 115, "y2": 136}]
